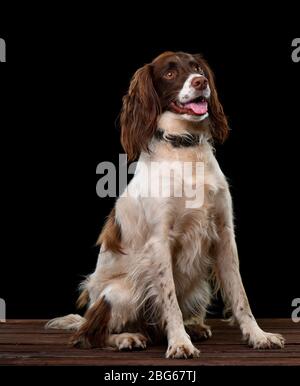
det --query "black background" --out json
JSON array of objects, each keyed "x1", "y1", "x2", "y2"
[{"x1": 0, "y1": 17, "x2": 299, "y2": 320}]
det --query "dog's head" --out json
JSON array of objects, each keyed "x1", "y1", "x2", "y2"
[{"x1": 121, "y1": 51, "x2": 229, "y2": 160}]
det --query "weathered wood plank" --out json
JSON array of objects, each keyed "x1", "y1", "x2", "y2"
[
  {"x1": 0, "y1": 319, "x2": 299, "y2": 366},
  {"x1": 1, "y1": 356, "x2": 300, "y2": 366},
  {"x1": 1, "y1": 349, "x2": 299, "y2": 359},
  {"x1": 0, "y1": 344, "x2": 298, "y2": 354},
  {"x1": 1, "y1": 332, "x2": 299, "y2": 345}
]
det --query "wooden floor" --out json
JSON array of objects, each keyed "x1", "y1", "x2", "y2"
[{"x1": 0, "y1": 319, "x2": 299, "y2": 366}]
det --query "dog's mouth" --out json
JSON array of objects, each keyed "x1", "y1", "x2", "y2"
[{"x1": 169, "y1": 96, "x2": 208, "y2": 116}]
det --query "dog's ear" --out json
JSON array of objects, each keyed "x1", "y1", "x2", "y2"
[
  {"x1": 121, "y1": 64, "x2": 161, "y2": 161},
  {"x1": 194, "y1": 54, "x2": 229, "y2": 143}
]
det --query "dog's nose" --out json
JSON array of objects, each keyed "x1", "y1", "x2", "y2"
[{"x1": 191, "y1": 76, "x2": 208, "y2": 90}]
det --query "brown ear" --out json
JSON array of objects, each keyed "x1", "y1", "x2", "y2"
[
  {"x1": 195, "y1": 55, "x2": 229, "y2": 143},
  {"x1": 120, "y1": 64, "x2": 161, "y2": 161}
]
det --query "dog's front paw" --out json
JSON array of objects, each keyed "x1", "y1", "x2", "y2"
[
  {"x1": 166, "y1": 340, "x2": 200, "y2": 359},
  {"x1": 245, "y1": 329, "x2": 285, "y2": 349}
]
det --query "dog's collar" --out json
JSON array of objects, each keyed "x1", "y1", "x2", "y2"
[{"x1": 154, "y1": 128, "x2": 200, "y2": 148}]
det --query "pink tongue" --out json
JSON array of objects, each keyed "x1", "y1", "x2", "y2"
[{"x1": 184, "y1": 100, "x2": 208, "y2": 115}]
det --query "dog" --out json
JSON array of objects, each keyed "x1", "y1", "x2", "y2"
[{"x1": 46, "y1": 51, "x2": 285, "y2": 358}]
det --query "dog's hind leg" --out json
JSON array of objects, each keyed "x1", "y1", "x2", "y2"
[{"x1": 70, "y1": 279, "x2": 144, "y2": 349}]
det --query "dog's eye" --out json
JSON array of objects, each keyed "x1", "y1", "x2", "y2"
[
  {"x1": 193, "y1": 65, "x2": 203, "y2": 74},
  {"x1": 164, "y1": 70, "x2": 176, "y2": 80}
]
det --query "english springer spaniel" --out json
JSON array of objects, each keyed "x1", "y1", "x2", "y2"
[{"x1": 46, "y1": 52, "x2": 285, "y2": 358}]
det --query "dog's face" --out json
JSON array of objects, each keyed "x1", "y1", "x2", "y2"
[
  {"x1": 121, "y1": 51, "x2": 229, "y2": 160},
  {"x1": 151, "y1": 52, "x2": 211, "y2": 123}
]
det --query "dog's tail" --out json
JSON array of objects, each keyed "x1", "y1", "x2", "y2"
[{"x1": 45, "y1": 314, "x2": 85, "y2": 331}]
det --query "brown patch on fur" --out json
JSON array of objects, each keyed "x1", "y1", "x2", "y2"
[
  {"x1": 76, "y1": 289, "x2": 89, "y2": 309},
  {"x1": 96, "y1": 207, "x2": 124, "y2": 254},
  {"x1": 70, "y1": 296, "x2": 111, "y2": 348},
  {"x1": 152, "y1": 51, "x2": 176, "y2": 63},
  {"x1": 121, "y1": 64, "x2": 162, "y2": 161},
  {"x1": 170, "y1": 237, "x2": 183, "y2": 259}
]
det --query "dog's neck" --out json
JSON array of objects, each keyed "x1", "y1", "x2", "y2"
[
  {"x1": 154, "y1": 129, "x2": 201, "y2": 148},
  {"x1": 157, "y1": 111, "x2": 211, "y2": 142},
  {"x1": 146, "y1": 111, "x2": 213, "y2": 162}
]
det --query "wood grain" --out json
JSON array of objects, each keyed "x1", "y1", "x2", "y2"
[{"x1": 0, "y1": 319, "x2": 299, "y2": 366}]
